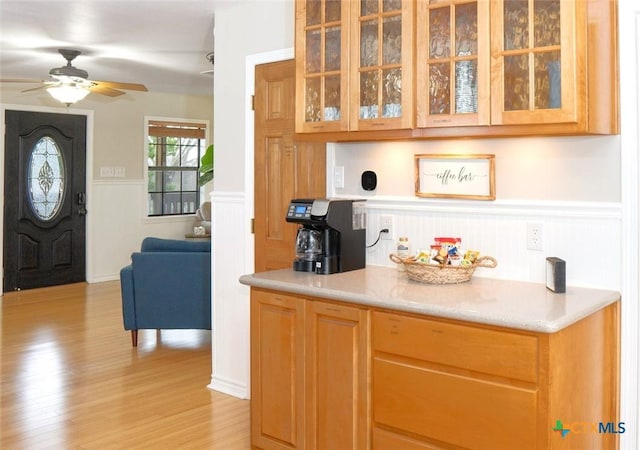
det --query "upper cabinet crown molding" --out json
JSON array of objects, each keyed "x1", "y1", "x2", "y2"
[{"x1": 294, "y1": 0, "x2": 619, "y2": 142}]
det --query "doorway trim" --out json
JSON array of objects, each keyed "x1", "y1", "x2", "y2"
[{"x1": 0, "y1": 104, "x2": 95, "y2": 293}]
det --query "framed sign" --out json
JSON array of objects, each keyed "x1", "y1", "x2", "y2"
[{"x1": 415, "y1": 154, "x2": 495, "y2": 200}]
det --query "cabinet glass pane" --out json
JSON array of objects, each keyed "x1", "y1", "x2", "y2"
[
  {"x1": 382, "y1": 68, "x2": 402, "y2": 117},
  {"x1": 360, "y1": 71, "x2": 379, "y2": 118},
  {"x1": 383, "y1": 0, "x2": 401, "y2": 12},
  {"x1": 324, "y1": 75, "x2": 341, "y2": 120},
  {"x1": 305, "y1": 77, "x2": 322, "y2": 122},
  {"x1": 456, "y1": 2, "x2": 477, "y2": 57},
  {"x1": 504, "y1": 54, "x2": 529, "y2": 111},
  {"x1": 430, "y1": 63, "x2": 451, "y2": 114},
  {"x1": 429, "y1": 7, "x2": 451, "y2": 59},
  {"x1": 325, "y1": 0, "x2": 341, "y2": 22},
  {"x1": 361, "y1": 19, "x2": 379, "y2": 67},
  {"x1": 362, "y1": 0, "x2": 378, "y2": 16},
  {"x1": 382, "y1": 15, "x2": 401, "y2": 65},
  {"x1": 534, "y1": 51, "x2": 561, "y2": 109},
  {"x1": 325, "y1": 26, "x2": 341, "y2": 71},
  {"x1": 306, "y1": 30, "x2": 322, "y2": 73},
  {"x1": 306, "y1": 0, "x2": 321, "y2": 26},
  {"x1": 534, "y1": 0, "x2": 560, "y2": 47},
  {"x1": 455, "y1": 60, "x2": 477, "y2": 113},
  {"x1": 504, "y1": 0, "x2": 529, "y2": 51}
]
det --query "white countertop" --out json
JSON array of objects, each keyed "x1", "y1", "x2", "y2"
[{"x1": 239, "y1": 266, "x2": 620, "y2": 333}]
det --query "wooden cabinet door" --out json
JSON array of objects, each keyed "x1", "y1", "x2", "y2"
[
  {"x1": 295, "y1": 0, "x2": 351, "y2": 133},
  {"x1": 254, "y1": 60, "x2": 326, "y2": 273},
  {"x1": 415, "y1": 0, "x2": 490, "y2": 128},
  {"x1": 251, "y1": 290, "x2": 305, "y2": 450},
  {"x1": 490, "y1": 0, "x2": 579, "y2": 126},
  {"x1": 350, "y1": 0, "x2": 414, "y2": 131},
  {"x1": 305, "y1": 301, "x2": 369, "y2": 450}
]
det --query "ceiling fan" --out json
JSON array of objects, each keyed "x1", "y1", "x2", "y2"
[{"x1": 1, "y1": 48, "x2": 148, "y2": 105}]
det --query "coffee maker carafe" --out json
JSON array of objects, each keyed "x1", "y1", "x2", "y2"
[{"x1": 286, "y1": 198, "x2": 366, "y2": 274}]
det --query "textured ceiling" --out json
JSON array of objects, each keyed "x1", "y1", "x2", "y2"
[{"x1": 0, "y1": 1, "x2": 217, "y2": 98}]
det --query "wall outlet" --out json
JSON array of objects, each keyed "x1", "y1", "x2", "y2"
[
  {"x1": 527, "y1": 222, "x2": 544, "y2": 251},
  {"x1": 380, "y1": 215, "x2": 394, "y2": 240}
]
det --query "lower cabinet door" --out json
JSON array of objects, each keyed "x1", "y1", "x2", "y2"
[
  {"x1": 305, "y1": 301, "x2": 369, "y2": 450},
  {"x1": 373, "y1": 358, "x2": 538, "y2": 450},
  {"x1": 251, "y1": 290, "x2": 305, "y2": 449}
]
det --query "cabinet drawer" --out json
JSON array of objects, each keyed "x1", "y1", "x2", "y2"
[
  {"x1": 373, "y1": 358, "x2": 537, "y2": 450},
  {"x1": 373, "y1": 427, "x2": 441, "y2": 450},
  {"x1": 372, "y1": 311, "x2": 538, "y2": 383}
]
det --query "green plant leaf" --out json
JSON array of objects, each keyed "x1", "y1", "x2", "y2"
[{"x1": 198, "y1": 144, "x2": 214, "y2": 186}]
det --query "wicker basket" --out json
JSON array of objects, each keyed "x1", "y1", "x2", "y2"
[{"x1": 389, "y1": 254, "x2": 497, "y2": 285}]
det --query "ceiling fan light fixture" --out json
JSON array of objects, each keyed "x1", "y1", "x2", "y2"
[{"x1": 47, "y1": 84, "x2": 90, "y2": 105}]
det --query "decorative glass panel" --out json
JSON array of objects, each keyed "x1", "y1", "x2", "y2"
[
  {"x1": 456, "y1": 2, "x2": 477, "y2": 57},
  {"x1": 361, "y1": 20, "x2": 379, "y2": 67},
  {"x1": 28, "y1": 136, "x2": 65, "y2": 221},
  {"x1": 504, "y1": 0, "x2": 529, "y2": 51},
  {"x1": 325, "y1": 0, "x2": 341, "y2": 22},
  {"x1": 455, "y1": 59, "x2": 477, "y2": 113},
  {"x1": 305, "y1": 77, "x2": 322, "y2": 122},
  {"x1": 362, "y1": 0, "x2": 378, "y2": 16},
  {"x1": 382, "y1": 15, "x2": 401, "y2": 65},
  {"x1": 504, "y1": 54, "x2": 529, "y2": 111},
  {"x1": 429, "y1": 7, "x2": 450, "y2": 59},
  {"x1": 534, "y1": 0, "x2": 560, "y2": 47},
  {"x1": 383, "y1": 0, "x2": 401, "y2": 12},
  {"x1": 324, "y1": 75, "x2": 341, "y2": 120},
  {"x1": 430, "y1": 63, "x2": 451, "y2": 114},
  {"x1": 360, "y1": 71, "x2": 379, "y2": 118},
  {"x1": 535, "y1": 51, "x2": 561, "y2": 109},
  {"x1": 306, "y1": 30, "x2": 322, "y2": 73},
  {"x1": 382, "y1": 68, "x2": 402, "y2": 117},
  {"x1": 306, "y1": 0, "x2": 321, "y2": 26},
  {"x1": 325, "y1": 26, "x2": 341, "y2": 71}
]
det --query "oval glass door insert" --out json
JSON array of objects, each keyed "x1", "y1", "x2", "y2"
[{"x1": 28, "y1": 136, "x2": 65, "y2": 220}]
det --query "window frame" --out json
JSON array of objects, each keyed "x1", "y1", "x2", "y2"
[{"x1": 143, "y1": 117, "x2": 210, "y2": 220}]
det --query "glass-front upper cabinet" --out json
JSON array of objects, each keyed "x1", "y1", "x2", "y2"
[
  {"x1": 349, "y1": 0, "x2": 414, "y2": 131},
  {"x1": 416, "y1": 0, "x2": 490, "y2": 128},
  {"x1": 490, "y1": 0, "x2": 577, "y2": 125},
  {"x1": 295, "y1": 0, "x2": 351, "y2": 133}
]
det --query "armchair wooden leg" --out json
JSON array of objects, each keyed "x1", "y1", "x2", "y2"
[{"x1": 131, "y1": 330, "x2": 138, "y2": 347}]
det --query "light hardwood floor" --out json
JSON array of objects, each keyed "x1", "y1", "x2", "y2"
[{"x1": 0, "y1": 281, "x2": 250, "y2": 449}]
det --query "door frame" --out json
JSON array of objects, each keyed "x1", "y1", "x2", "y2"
[{"x1": 0, "y1": 104, "x2": 94, "y2": 294}]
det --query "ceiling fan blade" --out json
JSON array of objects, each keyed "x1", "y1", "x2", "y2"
[
  {"x1": 93, "y1": 80, "x2": 148, "y2": 92},
  {"x1": 89, "y1": 84, "x2": 125, "y2": 97},
  {"x1": 21, "y1": 85, "x2": 48, "y2": 93},
  {"x1": 0, "y1": 78, "x2": 44, "y2": 84}
]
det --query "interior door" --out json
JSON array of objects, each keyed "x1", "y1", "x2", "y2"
[
  {"x1": 3, "y1": 110, "x2": 87, "y2": 291},
  {"x1": 254, "y1": 60, "x2": 326, "y2": 272}
]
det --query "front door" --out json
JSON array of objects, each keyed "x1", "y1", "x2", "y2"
[{"x1": 3, "y1": 110, "x2": 87, "y2": 291}]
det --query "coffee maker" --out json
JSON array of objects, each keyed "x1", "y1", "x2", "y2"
[{"x1": 286, "y1": 198, "x2": 366, "y2": 274}]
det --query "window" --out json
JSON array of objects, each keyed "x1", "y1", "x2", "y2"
[{"x1": 147, "y1": 120, "x2": 206, "y2": 216}]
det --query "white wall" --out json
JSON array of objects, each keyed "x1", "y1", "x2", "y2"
[{"x1": 0, "y1": 89, "x2": 214, "y2": 282}]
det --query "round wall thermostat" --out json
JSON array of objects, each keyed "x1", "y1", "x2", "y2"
[{"x1": 361, "y1": 170, "x2": 377, "y2": 191}]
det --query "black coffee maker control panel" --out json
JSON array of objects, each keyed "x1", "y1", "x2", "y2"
[{"x1": 286, "y1": 199, "x2": 313, "y2": 221}]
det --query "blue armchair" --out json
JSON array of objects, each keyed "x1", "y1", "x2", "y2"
[{"x1": 120, "y1": 237, "x2": 211, "y2": 347}]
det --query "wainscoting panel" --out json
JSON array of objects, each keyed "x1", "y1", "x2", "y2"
[
  {"x1": 209, "y1": 191, "x2": 250, "y2": 399},
  {"x1": 362, "y1": 198, "x2": 621, "y2": 290}
]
